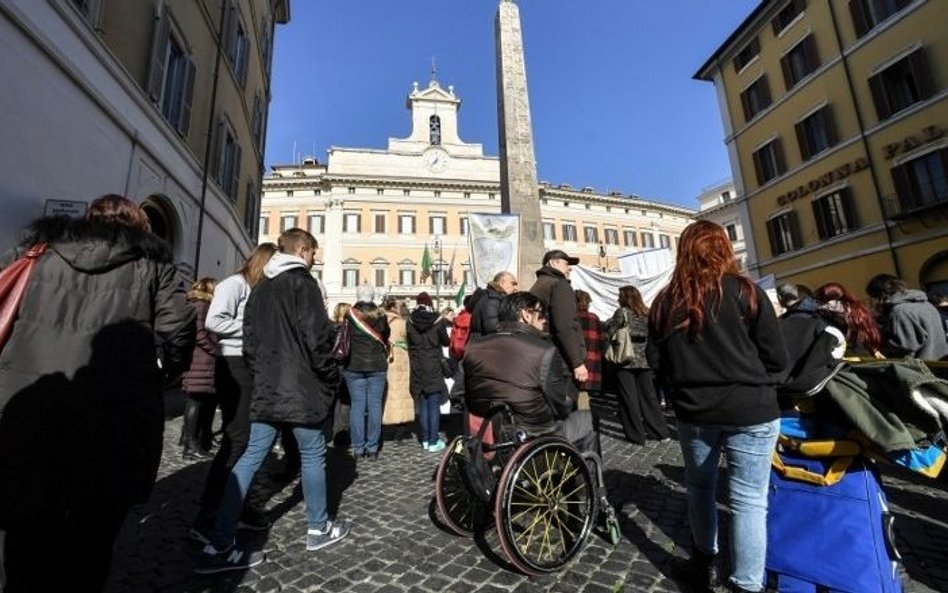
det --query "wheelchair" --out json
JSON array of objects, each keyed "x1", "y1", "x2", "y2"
[{"x1": 434, "y1": 406, "x2": 620, "y2": 574}]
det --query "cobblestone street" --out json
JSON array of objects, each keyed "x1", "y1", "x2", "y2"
[{"x1": 104, "y1": 394, "x2": 948, "y2": 593}]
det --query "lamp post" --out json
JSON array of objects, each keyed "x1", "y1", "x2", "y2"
[
  {"x1": 598, "y1": 243, "x2": 606, "y2": 271},
  {"x1": 433, "y1": 236, "x2": 442, "y2": 310}
]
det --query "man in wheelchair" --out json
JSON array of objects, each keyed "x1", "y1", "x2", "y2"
[{"x1": 454, "y1": 291, "x2": 598, "y2": 457}]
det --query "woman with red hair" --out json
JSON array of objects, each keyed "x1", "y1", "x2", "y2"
[
  {"x1": 647, "y1": 221, "x2": 788, "y2": 593},
  {"x1": 813, "y1": 282, "x2": 883, "y2": 358}
]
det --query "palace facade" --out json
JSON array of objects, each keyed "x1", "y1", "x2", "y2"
[{"x1": 259, "y1": 79, "x2": 694, "y2": 308}]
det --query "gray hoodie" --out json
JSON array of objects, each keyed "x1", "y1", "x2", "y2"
[
  {"x1": 882, "y1": 289, "x2": 948, "y2": 360},
  {"x1": 206, "y1": 273, "x2": 251, "y2": 357}
]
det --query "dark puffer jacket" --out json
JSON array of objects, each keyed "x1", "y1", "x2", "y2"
[
  {"x1": 0, "y1": 217, "x2": 195, "y2": 521},
  {"x1": 407, "y1": 307, "x2": 449, "y2": 401},
  {"x1": 244, "y1": 253, "x2": 339, "y2": 425},
  {"x1": 470, "y1": 285, "x2": 504, "y2": 338},
  {"x1": 182, "y1": 296, "x2": 218, "y2": 394},
  {"x1": 460, "y1": 322, "x2": 575, "y2": 435},
  {"x1": 530, "y1": 266, "x2": 586, "y2": 370}
]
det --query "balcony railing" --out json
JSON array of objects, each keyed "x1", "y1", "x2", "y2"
[{"x1": 880, "y1": 192, "x2": 948, "y2": 220}]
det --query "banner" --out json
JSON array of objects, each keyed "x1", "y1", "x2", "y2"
[{"x1": 468, "y1": 213, "x2": 519, "y2": 288}]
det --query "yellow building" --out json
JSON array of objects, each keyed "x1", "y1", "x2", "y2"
[
  {"x1": 260, "y1": 79, "x2": 694, "y2": 307},
  {"x1": 0, "y1": 0, "x2": 289, "y2": 276},
  {"x1": 696, "y1": 0, "x2": 948, "y2": 295}
]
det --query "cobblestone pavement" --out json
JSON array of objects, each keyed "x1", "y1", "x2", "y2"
[{"x1": 104, "y1": 394, "x2": 948, "y2": 593}]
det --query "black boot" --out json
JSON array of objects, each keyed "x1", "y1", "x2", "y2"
[
  {"x1": 182, "y1": 398, "x2": 211, "y2": 460},
  {"x1": 671, "y1": 548, "x2": 719, "y2": 592}
]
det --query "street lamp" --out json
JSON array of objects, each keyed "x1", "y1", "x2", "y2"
[
  {"x1": 433, "y1": 236, "x2": 442, "y2": 310},
  {"x1": 598, "y1": 243, "x2": 606, "y2": 271}
]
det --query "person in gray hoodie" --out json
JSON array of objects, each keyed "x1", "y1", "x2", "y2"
[{"x1": 866, "y1": 274, "x2": 948, "y2": 360}]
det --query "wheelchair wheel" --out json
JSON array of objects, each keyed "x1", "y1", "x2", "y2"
[
  {"x1": 435, "y1": 436, "x2": 485, "y2": 537},
  {"x1": 494, "y1": 436, "x2": 595, "y2": 574}
]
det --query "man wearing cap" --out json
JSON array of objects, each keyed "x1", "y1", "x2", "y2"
[{"x1": 531, "y1": 250, "x2": 588, "y2": 384}]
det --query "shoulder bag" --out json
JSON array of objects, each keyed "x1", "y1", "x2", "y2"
[{"x1": 604, "y1": 308, "x2": 637, "y2": 366}]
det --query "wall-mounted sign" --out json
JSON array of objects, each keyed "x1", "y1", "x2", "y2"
[
  {"x1": 883, "y1": 125, "x2": 944, "y2": 160},
  {"x1": 776, "y1": 158, "x2": 868, "y2": 206},
  {"x1": 44, "y1": 199, "x2": 88, "y2": 218}
]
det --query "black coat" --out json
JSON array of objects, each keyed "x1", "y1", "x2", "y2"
[
  {"x1": 470, "y1": 285, "x2": 504, "y2": 338},
  {"x1": 407, "y1": 308, "x2": 449, "y2": 401},
  {"x1": 530, "y1": 266, "x2": 586, "y2": 369},
  {"x1": 243, "y1": 263, "x2": 338, "y2": 425},
  {"x1": 0, "y1": 217, "x2": 195, "y2": 521}
]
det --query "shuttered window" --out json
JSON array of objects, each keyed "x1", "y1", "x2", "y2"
[
  {"x1": 211, "y1": 117, "x2": 241, "y2": 201},
  {"x1": 740, "y1": 76, "x2": 772, "y2": 123},
  {"x1": 752, "y1": 138, "x2": 787, "y2": 185},
  {"x1": 812, "y1": 188, "x2": 858, "y2": 240},
  {"x1": 147, "y1": 7, "x2": 195, "y2": 136},
  {"x1": 891, "y1": 147, "x2": 948, "y2": 213},
  {"x1": 772, "y1": 0, "x2": 806, "y2": 35},
  {"x1": 796, "y1": 105, "x2": 838, "y2": 161},
  {"x1": 766, "y1": 211, "x2": 802, "y2": 255},
  {"x1": 850, "y1": 0, "x2": 911, "y2": 38},
  {"x1": 781, "y1": 35, "x2": 820, "y2": 91},
  {"x1": 868, "y1": 48, "x2": 936, "y2": 122},
  {"x1": 733, "y1": 37, "x2": 760, "y2": 72}
]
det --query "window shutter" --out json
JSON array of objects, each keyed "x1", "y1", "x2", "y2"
[
  {"x1": 890, "y1": 164, "x2": 914, "y2": 211},
  {"x1": 209, "y1": 118, "x2": 223, "y2": 181},
  {"x1": 849, "y1": 0, "x2": 869, "y2": 37},
  {"x1": 780, "y1": 54, "x2": 794, "y2": 91},
  {"x1": 357, "y1": 215, "x2": 361, "y2": 234},
  {"x1": 429, "y1": 217, "x2": 434, "y2": 234},
  {"x1": 238, "y1": 35, "x2": 250, "y2": 87},
  {"x1": 740, "y1": 89, "x2": 753, "y2": 122},
  {"x1": 753, "y1": 148, "x2": 765, "y2": 186},
  {"x1": 771, "y1": 13, "x2": 782, "y2": 36},
  {"x1": 787, "y1": 211, "x2": 802, "y2": 250},
  {"x1": 908, "y1": 48, "x2": 935, "y2": 101},
  {"x1": 773, "y1": 137, "x2": 786, "y2": 175},
  {"x1": 146, "y1": 8, "x2": 171, "y2": 102},
  {"x1": 804, "y1": 35, "x2": 819, "y2": 71},
  {"x1": 812, "y1": 198, "x2": 828, "y2": 240},
  {"x1": 766, "y1": 219, "x2": 780, "y2": 256},
  {"x1": 823, "y1": 104, "x2": 839, "y2": 147},
  {"x1": 177, "y1": 58, "x2": 196, "y2": 136},
  {"x1": 795, "y1": 119, "x2": 810, "y2": 161},
  {"x1": 223, "y1": 1, "x2": 238, "y2": 58},
  {"x1": 230, "y1": 143, "x2": 242, "y2": 200},
  {"x1": 842, "y1": 187, "x2": 858, "y2": 230},
  {"x1": 868, "y1": 73, "x2": 891, "y2": 121},
  {"x1": 733, "y1": 55, "x2": 742, "y2": 73},
  {"x1": 760, "y1": 75, "x2": 771, "y2": 107}
]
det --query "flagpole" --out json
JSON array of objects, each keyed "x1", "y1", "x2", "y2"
[{"x1": 434, "y1": 236, "x2": 442, "y2": 310}]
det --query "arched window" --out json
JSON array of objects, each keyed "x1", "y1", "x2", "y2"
[{"x1": 429, "y1": 115, "x2": 441, "y2": 145}]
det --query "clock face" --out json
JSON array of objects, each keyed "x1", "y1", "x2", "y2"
[{"x1": 423, "y1": 149, "x2": 449, "y2": 173}]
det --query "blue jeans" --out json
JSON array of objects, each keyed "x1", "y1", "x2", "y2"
[
  {"x1": 344, "y1": 370, "x2": 386, "y2": 454},
  {"x1": 677, "y1": 419, "x2": 779, "y2": 592},
  {"x1": 417, "y1": 392, "x2": 442, "y2": 445},
  {"x1": 209, "y1": 422, "x2": 328, "y2": 550}
]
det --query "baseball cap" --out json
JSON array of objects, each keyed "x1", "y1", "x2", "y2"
[{"x1": 543, "y1": 249, "x2": 579, "y2": 266}]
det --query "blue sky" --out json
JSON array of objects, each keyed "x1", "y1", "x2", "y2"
[{"x1": 264, "y1": 1, "x2": 760, "y2": 209}]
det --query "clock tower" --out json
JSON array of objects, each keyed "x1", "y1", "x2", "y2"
[{"x1": 387, "y1": 78, "x2": 485, "y2": 160}]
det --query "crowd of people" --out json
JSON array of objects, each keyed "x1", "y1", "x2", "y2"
[{"x1": 1, "y1": 197, "x2": 947, "y2": 591}]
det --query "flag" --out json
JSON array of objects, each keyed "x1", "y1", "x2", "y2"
[
  {"x1": 454, "y1": 281, "x2": 466, "y2": 308},
  {"x1": 420, "y1": 243, "x2": 432, "y2": 283},
  {"x1": 446, "y1": 245, "x2": 457, "y2": 285}
]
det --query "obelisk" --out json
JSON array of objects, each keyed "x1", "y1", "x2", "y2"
[{"x1": 496, "y1": 0, "x2": 544, "y2": 288}]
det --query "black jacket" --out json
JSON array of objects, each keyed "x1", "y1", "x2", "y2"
[
  {"x1": 459, "y1": 322, "x2": 575, "y2": 435},
  {"x1": 0, "y1": 216, "x2": 195, "y2": 518},
  {"x1": 407, "y1": 307, "x2": 449, "y2": 401},
  {"x1": 345, "y1": 302, "x2": 390, "y2": 373},
  {"x1": 530, "y1": 266, "x2": 586, "y2": 369},
  {"x1": 647, "y1": 276, "x2": 789, "y2": 426},
  {"x1": 244, "y1": 254, "x2": 338, "y2": 425},
  {"x1": 470, "y1": 285, "x2": 504, "y2": 338},
  {"x1": 778, "y1": 298, "x2": 843, "y2": 399}
]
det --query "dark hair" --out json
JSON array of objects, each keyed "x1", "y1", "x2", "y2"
[
  {"x1": 814, "y1": 282, "x2": 881, "y2": 353},
  {"x1": 650, "y1": 221, "x2": 756, "y2": 336},
  {"x1": 86, "y1": 194, "x2": 149, "y2": 231},
  {"x1": 238, "y1": 242, "x2": 277, "y2": 288},
  {"x1": 866, "y1": 274, "x2": 905, "y2": 300},
  {"x1": 499, "y1": 291, "x2": 543, "y2": 323},
  {"x1": 618, "y1": 285, "x2": 648, "y2": 316},
  {"x1": 575, "y1": 289, "x2": 591, "y2": 312},
  {"x1": 278, "y1": 228, "x2": 318, "y2": 254}
]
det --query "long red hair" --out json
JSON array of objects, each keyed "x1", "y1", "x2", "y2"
[
  {"x1": 649, "y1": 221, "x2": 756, "y2": 336},
  {"x1": 813, "y1": 282, "x2": 881, "y2": 352}
]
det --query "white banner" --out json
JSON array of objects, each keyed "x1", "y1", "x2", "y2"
[
  {"x1": 569, "y1": 264, "x2": 674, "y2": 320},
  {"x1": 468, "y1": 213, "x2": 520, "y2": 288}
]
